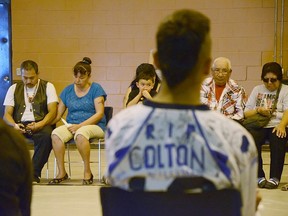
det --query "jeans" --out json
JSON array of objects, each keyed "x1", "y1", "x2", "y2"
[{"x1": 25, "y1": 125, "x2": 53, "y2": 177}]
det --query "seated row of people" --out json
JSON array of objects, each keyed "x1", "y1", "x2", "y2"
[
  {"x1": 3, "y1": 57, "x2": 106, "y2": 184},
  {"x1": 135, "y1": 56, "x2": 287, "y2": 191},
  {"x1": 3, "y1": 46, "x2": 287, "y2": 191},
  {"x1": 2, "y1": 8, "x2": 270, "y2": 216},
  {"x1": 123, "y1": 57, "x2": 288, "y2": 191},
  {"x1": 201, "y1": 58, "x2": 288, "y2": 190},
  {"x1": 2, "y1": 58, "x2": 161, "y2": 185}
]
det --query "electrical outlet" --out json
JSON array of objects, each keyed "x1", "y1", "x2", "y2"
[{"x1": 16, "y1": 68, "x2": 21, "y2": 76}]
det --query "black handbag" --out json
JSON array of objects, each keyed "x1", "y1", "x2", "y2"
[{"x1": 242, "y1": 84, "x2": 281, "y2": 130}]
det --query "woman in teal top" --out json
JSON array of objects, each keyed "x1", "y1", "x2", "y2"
[{"x1": 49, "y1": 57, "x2": 107, "y2": 185}]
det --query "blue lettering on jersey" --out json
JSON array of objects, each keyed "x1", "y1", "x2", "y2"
[
  {"x1": 191, "y1": 144, "x2": 205, "y2": 170},
  {"x1": 144, "y1": 146, "x2": 155, "y2": 168},
  {"x1": 167, "y1": 123, "x2": 195, "y2": 139},
  {"x1": 176, "y1": 145, "x2": 187, "y2": 166},
  {"x1": 165, "y1": 143, "x2": 175, "y2": 167},
  {"x1": 129, "y1": 146, "x2": 142, "y2": 171},
  {"x1": 146, "y1": 124, "x2": 155, "y2": 139},
  {"x1": 157, "y1": 145, "x2": 165, "y2": 168},
  {"x1": 186, "y1": 124, "x2": 196, "y2": 139},
  {"x1": 128, "y1": 143, "x2": 205, "y2": 171}
]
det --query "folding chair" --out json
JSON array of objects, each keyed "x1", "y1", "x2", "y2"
[
  {"x1": 100, "y1": 184, "x2": 242, "y2": 216},
  {"x1": 54, "y1": 106, "x2": 113, "y2": 181}
]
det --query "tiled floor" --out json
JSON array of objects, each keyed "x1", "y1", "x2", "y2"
[{"x1": 31, "y1": 150, "x2": 288, "y2": 216}]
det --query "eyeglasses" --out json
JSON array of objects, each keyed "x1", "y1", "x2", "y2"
[
  {"x1": 263, "y1": 78, "x2": 278, "y2": 83},
  {"x1": 213, "y1": 68, "x2": 230, "y2": 75}
]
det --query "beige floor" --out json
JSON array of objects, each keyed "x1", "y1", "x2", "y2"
[{"x1": 31, "y1": 150, "x2": 288, "y2": 216}]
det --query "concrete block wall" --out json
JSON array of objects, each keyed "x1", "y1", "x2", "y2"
[{"x1": 11, "y1": 0, "x2": 288, "y2": 115}]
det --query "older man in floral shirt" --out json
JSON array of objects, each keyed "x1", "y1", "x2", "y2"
[{"x1": 200, "y1": 57, "x2": 246, "y2": 121}]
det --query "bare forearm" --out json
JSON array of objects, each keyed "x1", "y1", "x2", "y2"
[
  {"x1": 79, "y1": 112, "x2": 104, "y2": 127},
  {"x1": 50, "y1": 111, "x2": 63, "y2": 125},
  {"x1": 35, "y1": 102, "x2": 57, "y2": 128},
  {"x1": 3, "y1": 113, "x2": 16, "y2": 127},
  {"x1": 127, "y1": 94, "x2": 142, "y2": 107},
  {"x1": 37, "y1": 110, "x2": 57, "y2": 128}
]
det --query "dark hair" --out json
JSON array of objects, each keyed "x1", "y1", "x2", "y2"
[
  {"x1": 135, "y1": 63, "x2": 156, "y2": 81},
  {"x1": 261, "y1": 62, "x2": 283, "y2": 81},
  {"x1": 156, "y1": 9, "x2": 210, "y2": 87},
  {"x1": 130, "y1": 63, "x2": 160, "y2": 90},
  {"x1": 20, "y1": 60, "x2": 39, "y2": 74},
  {"x1": 73, "y1": 57, "x2": 92, "y2": 76},
  {"x1": 135, "y1": 65, "x2": 156, "y2": 83}
]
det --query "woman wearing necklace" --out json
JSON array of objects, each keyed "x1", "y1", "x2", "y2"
[{"x1": 49, "y1": 57, "x2": 107, "y2": 185}]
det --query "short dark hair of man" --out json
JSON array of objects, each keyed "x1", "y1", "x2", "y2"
[
  {"x1": 156, "y1": 9, "x2": 210, "y2": 87},
  {"x1": 21, "y1": 60, "x2": 39, "y2": 74}
]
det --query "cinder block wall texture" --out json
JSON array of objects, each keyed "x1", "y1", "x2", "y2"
[{"x1": 11, "y1": 0, "x2": 288, "y2": 114}]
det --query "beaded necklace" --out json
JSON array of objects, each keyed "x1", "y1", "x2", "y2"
[{"x1": 25, "y1": 80, "x2": 39, "y2": 112}]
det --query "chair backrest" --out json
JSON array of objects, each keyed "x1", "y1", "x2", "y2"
[
  {"x1": 100, "y1": 186, "x2": 242, "y2": 216},
  {"x1": 104, "y1": 106, "x2": 113, "y2": 126}
]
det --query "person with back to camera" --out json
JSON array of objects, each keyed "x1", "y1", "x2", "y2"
[
  {"x1": 49, "y1": 57, "x2": 107, "y2": 185},
  {"x1": 244, "y1": 62, "x2": 288, "y2": 189},
  {"x1": 126, "y1": 63, "x2": 158, "y2": 107},
  {"x1": 123, "y1": 63, "x2": 161, "y2": 108},
  {"x1": 200, "y1": 57, "x2": 246, "y2": 121},
  {"x1": 105, "y1": 9, "x2": 259, "y2": 216},
  {"x1": 0, "y1": 118, "x2": 32, "y2": 216},
  {"x1": 3, "y1": 60, "x2": 58, "y2": 183}
]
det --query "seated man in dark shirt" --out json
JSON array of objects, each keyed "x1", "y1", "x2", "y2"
[{"x1": 126, "y1": 63, "x2": 158, "y2": 107}]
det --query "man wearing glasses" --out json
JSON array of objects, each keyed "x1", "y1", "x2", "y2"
[{"x1": 200, "y1": 57, "x2": 246, "y2": 121}]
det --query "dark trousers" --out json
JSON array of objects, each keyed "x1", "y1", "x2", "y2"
[
  {"x1": 248, "y1": 127, "x2": 287, "y2": 181},
  {"x1": 25, "y1": 125, "x2": 53, "y2": 177}
]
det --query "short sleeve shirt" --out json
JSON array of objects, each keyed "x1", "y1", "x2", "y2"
[{"x1": 60, "y1": 82, "x2": 107, "y2": 130}]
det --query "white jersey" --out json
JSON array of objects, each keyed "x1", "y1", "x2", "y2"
[{"x1": 106, "y1": 101, "x2": 258, "y2": 216}]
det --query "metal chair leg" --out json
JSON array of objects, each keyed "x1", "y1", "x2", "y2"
[
  {"x1": 67, "y1": 144, "x2": 72, "y2": 177},
  {"x1": 98, "y1": 139, "x2": 101, "y2": 181},
  {"x1": 46, "y1": 162, "x2": 49, "y2": 179},
  {"x1": 54, "y1": 158, "x2": 57, "y2": 178}
]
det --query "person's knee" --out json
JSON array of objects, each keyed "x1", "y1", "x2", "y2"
[
  {"x1": 51, "y1": 134, "x2": 62, "y2": 143},
  {"x1": 75, "y1": 134, "x2": 88, "y2": 143}
]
